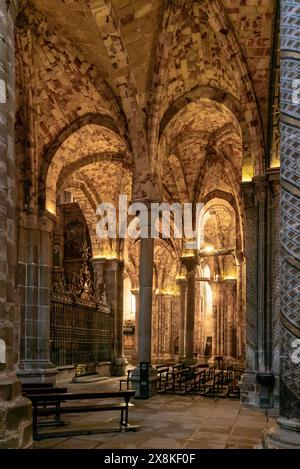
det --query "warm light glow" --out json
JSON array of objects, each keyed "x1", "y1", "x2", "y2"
[
  {"x1": 204, "y1": 245, "x2": 214, "y2": 253},
  {"x1": 182, "y1": 248, "x2": 197, "y2": 258},
  {"x1": 270, "y1": 160, "x2": 280, "y2": 169},
  {"x1": 46, "y1": 200, "x2": 56, "y2": 215},
  {"x1": 224, "y1": 276, "x2": 237, "y2": 281},
  {"x1": 155, "y1": 287, "x2": 178, "y2": 296},
  {"x1": 93, "y1": 249, "x2": 118, "y2": 260},
  {"x1": 131, "y1": 293, "x2": 136, "y2": 315},
  {"x1": 242, "y1": 166, "x2": 254, "y2": 182}
]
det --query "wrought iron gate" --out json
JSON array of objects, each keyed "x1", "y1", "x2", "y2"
[{"x1": 50, "y1": 292, "x2": 112, "y2": 367}]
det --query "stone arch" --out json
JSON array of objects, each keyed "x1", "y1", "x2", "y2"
[
  {"x1": 201, "y1": 190, "x2": 243, "y2": 252},
  {"x1": 158, "y1": 86, "x2": 256, "y2": 183},
  {"x1": 38, "y1": 112, "x2": 125, "y2": 211}
]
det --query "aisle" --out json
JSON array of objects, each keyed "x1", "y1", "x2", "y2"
[{"x1": 33, "y1": 376, "x2": 278, "y2": 449}]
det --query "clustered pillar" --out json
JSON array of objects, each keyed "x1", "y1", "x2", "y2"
[
  {"x1": 181, "y1": 257, "x2": 197, "y2": 365},
  {"x1": 92, "y1": 257, "x2": 127, "y2": 376},
  {"x1": 264, "y1": 0, "x2": 300, "y2": 449},
  {"x1": 131, "y1": 214, "x2": 157, "y2": 398},
  {"x1": 105, "y1": 259, "x2": 127, "y2": 376},
  {"x1": 131, "y1": 289, "x2": 139, "y2": 364},
  {"x1": 17, "y1": 212, "x2": 57, "y2": 383},
  {"x1": 0, "y1": 0, "x2": 32, "y2": 448},
  {"x1": 177, "y1": 277, "x2": 187, "y2": 362},
  {"x1": 240, "y1": 176, "x2": 278, "y2": 407}
]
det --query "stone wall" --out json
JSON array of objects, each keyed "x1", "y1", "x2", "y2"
[{"x1": 0, "y1": 0, "x2": 32, "y2": 448}]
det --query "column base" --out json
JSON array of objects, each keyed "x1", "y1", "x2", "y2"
[
  {"x1": 130, "y1": 365, "x2": 158, "y2": 399},
  {"x1": 110, "y1": 356, "x2": 128, "y2": 377},
  {"x1": 181, "y1": 357, "x2": 197, "y2": 367},
  {"x1": 262, "y1": 418, "x2": 300, "y2": 449},
  {"x1": 0, "y1": 372, "x2": 32, "y2": 449},
  {"x1": 17, "y1": 360, "x2": 58, "y2": 384},
  {"x1": 240, "y1": 371, "x2": 262, "y2": 407},
  {"x1": 240, "y1": 371, "x2": 276, "y2": 408}
]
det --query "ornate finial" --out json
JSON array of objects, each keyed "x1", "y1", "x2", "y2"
[
  {"x1": 100, "y1": 284, "x2": 108, "y2": 306},
  {"x1": 81, "y1": 240, "x2": 90, "y2": 261}
]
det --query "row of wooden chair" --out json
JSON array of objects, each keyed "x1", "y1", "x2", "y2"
[{"x1": 157, "y1": 364, "x2": 242, "y2": 398}]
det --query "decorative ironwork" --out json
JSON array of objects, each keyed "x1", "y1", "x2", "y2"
[
  {"x1": 50, "y1": 245, "x2": 112, "y2": 367},
  {"x1": 50, "y1": 293, "x2": 112, "y2": 367}
]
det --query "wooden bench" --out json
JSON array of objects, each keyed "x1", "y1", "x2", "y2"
[
  {"x1": 203, "y1": 370, "x2": 224, "y2": 396},
  {"x1": 156, "y1": 367, "x2": 170, "y2": 392},
  {"x1": 191, "y1": 369, "x2": 207, "y2": 394},
  {"x1": 22, "y1": 383, "x2": 54, "y2": 389},
  {"x1": 119, "y1": 369, "x2": 134, "y2": 391},
  {"x1": 27, "y1": 390, "x2": 136, "y2": 440},
  {"x1": 22, "y1": 387, "x2": 68, "y2": 396},
  {"x1": 228, "y1": 379, "x2": 240, "y2": 398}
]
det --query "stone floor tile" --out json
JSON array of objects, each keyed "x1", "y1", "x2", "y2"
[
  {"x1": 52, "y1": 438, "x2": 100, "y2": 449},
  {"x1": 33, "y1": 437, "x2": 69, "y2": 449},
  {"x1": 139, "y1": 437, "x2": 187, "y2": 449}
]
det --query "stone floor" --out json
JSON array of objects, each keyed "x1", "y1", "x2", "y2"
[{"x1": 33, "y1": 377, "x2": 278, "y2": 450}]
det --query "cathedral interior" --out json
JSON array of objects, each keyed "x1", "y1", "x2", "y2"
[{"x1": 0, "y1": 0, "x2": 299, "y2": 450}]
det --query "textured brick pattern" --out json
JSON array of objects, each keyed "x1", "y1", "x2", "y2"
[
  {"x1": 280, "y1": 0, "x2": 300, "y2": 409},
  {"x1": 0, "y1": 0, "x2": 32, "y2": 449}
]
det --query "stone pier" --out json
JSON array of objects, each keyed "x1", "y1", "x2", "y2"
[
  {"x1": 263, "y1": 0, "x2": 300, "y2": 448},
  {"x1": 0, "y1": 0, "x2": 32, "y2": 448}
]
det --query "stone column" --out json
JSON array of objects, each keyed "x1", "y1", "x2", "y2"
[
  {"x1": 224, "y1": 279, "x2": 237, "y2": 359},
  {"x1": 17, "y1": 211, "x2": 57, "y2": 383},
  {"x1": 235, "y1": 252, "x2": 245, "y2": 359},
  {"x1": 177, "y1": 278, "x2": 187, "y2": 362},
  {"x1": 154, "y1": 292, "x2": 164, "y2": 359},
  {"x1": 92, "y1": 257, "x2": 113, "y2": 365},
  {"x1": 254, "y1": 178, "x2": 270, "y2": 373},
  {"x1": 181, "y1": 257, "x2": 197, "y2": 365},
  {"x1": 264, "y1": 1, "x2": 300, "y2": 448},
  {"x1": 131, "y1": 233, "x2": 157, "y2": 398},
  {"x1": 241, "y1": 182, "x2": 257, "y2": 386},
  {"x1": 210, "y1": 280, "x2": 221, "y2": 360},
  {"x1": 104, "y1": 259, "x2": 127, "y2": 376},
  {"x1": 0, "y1": 0, "x2": 32, "y2": 448},
  {"x1": 240, "y1": 179, "x2": 274, "y2": 407},
  {"x1": 131, "y1": 289, "x2": 139, "y2": 364},
  {"x1": 269, "y1": 171, "x2": 281, "y2": 407}
]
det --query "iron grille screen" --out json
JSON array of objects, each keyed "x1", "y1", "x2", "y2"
[{"x1": 50, "y1": 293, "x2": 112, "y2": 367}]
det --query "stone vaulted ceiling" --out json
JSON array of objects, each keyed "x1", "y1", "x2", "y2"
[
  {"x1": 28, "y1": 0, "x2": 274, "y2": 128},
  {"x1": 18, "y1": 0, "x2": 275, "y2": 268}
]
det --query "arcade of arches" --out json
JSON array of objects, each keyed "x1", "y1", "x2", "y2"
[{"x1": 0, "y1": 0, "x2": 299, "y2": 450}]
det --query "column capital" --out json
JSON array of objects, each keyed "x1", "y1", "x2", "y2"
[
  {"x1": 224, "y1": 278, "x2": 237, "y2": 290},
  {"x1": 267, "y1": 169, "x2": 281, "y2": 197},
  {"x1": 91, "y1": 257, "x2": 107, "y2": 266},
  {"x1": 92, "y1": 257, "x2": 124, "y2": 272},
  {"x1": 253, "y1": 177, "x2": 269, "y2": 202},
  {"x1": 105, "y1": 258, "x2": 124, "y2": 272},
  {"x1": 181, "y1": 256, "x2": 198, "y2": 272},
  {"x1": 38, "y1": 210, "x2": 58, "y2": 232}
]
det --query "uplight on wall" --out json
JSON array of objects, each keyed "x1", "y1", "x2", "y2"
[
  {"x1": 242, "y1": 166, "x2": 254, "y2": 182},
  {"x1": 46, "y1": 199, "x2": 56, "y2": 215},
  {"x1": 93, "y1": 250, "x2": 118, "y2": 260}
]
